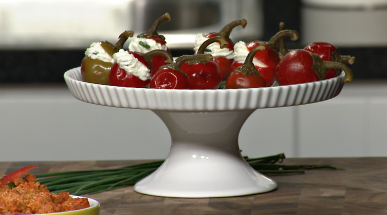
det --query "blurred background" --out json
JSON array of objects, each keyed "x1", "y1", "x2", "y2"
[{"x1": 1, "y1": 0, "x2": 386, "y2": 161}]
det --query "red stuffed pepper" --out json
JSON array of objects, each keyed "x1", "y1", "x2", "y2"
[
  {"x1": 150, "y1": 54, "x2": 214, "y2": 90},
  {"x1": 128, "y1": 13, "x2": 172, "y2": 76},
  {"x1": 193, "y1": 19, "x2": 247, "y2": 80},
  {"x1": 276, "y1": 49, "x2": 354, "y2": 85},
  {"x1": 181, "y1": 36, "x2": 228, "y2": 89},
  {"x1": 230, "y1": 29, "x2": 299, "y2": 86},
  {"x1": 110, "y1": 49, "x2": 173, "y2": 88},
  {"x1": 304, "y1": 42, "x2": 355, "y2": 79},
  {"x1": 226, "y1": 45, "x2": 267, "y2": 89}
]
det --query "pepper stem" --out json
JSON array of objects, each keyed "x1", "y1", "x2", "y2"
[
  {"x1": 114, "y1": 30, "x2": 134, "y2": 50},
  {"x1": 323, "y1": 61, "x2": 354, "y2": 83},
  {"x1": 217, "y1": 19, "x2": 247, "y2": 39},
  {"x1": 142, "y1": 50, "x2": 174, "y2": 70},
  {"x1": 163, "y1": 54, "x2": 213, "y2": 76},
  {"x1": 234, "y1": 45, "x2": 266, "y2": 76},
  {"x1": 141, "y1": 13, "x2": 171, "y2": 39},
  {"x1": 339, "y1": 55, "x2": 355, "y2": 65},
  {"x1": 197, "y1": 36, "x2": 229, "y2": 55},
  {"x1": 266, "y1": 30, "x2": 299, "y2": 50},
  {"x1": 278, "y1": 22, "x2": 288, "y2": 58},
  {"x1": 101, "y1": 30, "x2": 134, "y2": 56},
  {"x1": 176, "y1": 54, "x2": 213, "y2": 69}
]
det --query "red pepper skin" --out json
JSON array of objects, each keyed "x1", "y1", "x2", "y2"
[
  {"x1": 141, "y1": 36, "x2": 172, "y2": 77},
  {"x1": 229, "y1": 61, "x2": 240, "y2": 75},
  {"x1": 109, "y1": 51, "x2": 151, "y2": 88},
  {"x1": 230, "y1": 61, "x2": 276, "y2": 86},
  {"x1": 229, "y1": 41, "x2": 280, "y2": 86},
  {"x1": 226, "y1": 72, "x2": 266, "y2": 89},
  {"x1": 202, "y1": 34, "x2": 234, "y2": 80},
  {"x1": 191, "y1": 36, "x2": 229, "y2": 84},
  {"x1": 151, "y1": 50, "x2": 171, "y2": 77},
  {"x1": 144, "y1": 35, "x2": 166, "y2": 46},
  {"x1": 109, "y1": 64, "x2": 150, "y2": 88},
  {"x1": 129, "y1": 51, "x2": 149, "y2": 67},
  {"x1": 275, "y1": 49, "x2": 319, "y2": 85},
  {"x1": 150, "y1": 68, "x2": 189, "y2": 89},
  {"x1": 226, "y1": 45, "x2": 267, "y2": 89},
  {"x1": 232, "y1": 29, "x2": 298, "y2": 85},
  {"x1": 1, "y1": 166, "x2": 37, "y2": 185},
  {"x1": 180, "y1": 61, "x2": 222, "y2": 89},
  {"x1": 246, "y1": 41, "x2": 280, "y2": 69},
  {"x1": 213, "y1": 56, "x2": 233, "y2": 80},
  {"x1": 304, "y1": 42, "x2": 337, "y2": 79}
]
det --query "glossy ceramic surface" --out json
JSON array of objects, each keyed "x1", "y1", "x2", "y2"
[
  {"x1": 64, "y1": 67, "x2": 345, "y2": 111},
  {"x1": 64, "y1": 67, "x2": 345, "y2": 197},
  {"x1": 135, "y1": 110, "x2": 277, "y2": 197}
]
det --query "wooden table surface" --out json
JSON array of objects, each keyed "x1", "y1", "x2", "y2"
[{"x1": 1, "y1": 157, "x2": 387, "y2": 215}]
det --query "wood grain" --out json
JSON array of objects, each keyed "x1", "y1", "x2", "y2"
[{"x1": 2, "y1": 158, "x2": 387, "y2": 214}]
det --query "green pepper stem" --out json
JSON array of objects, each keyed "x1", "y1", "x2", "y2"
[
  {"x1": 100, "y1": 30, "x2": 134, "y2": 56},
  {"x1": 142, "y1": 13, "x2": 171, "y2": 38},
  {"x1": 266, "y1": 29, "x2": 299, "y2": 50},
  {"x1": 142, "y1": 50, "x2": 174, "y2": 69},
  {"x1": 323, "y1": 61, "x2": 354, "y2": 83},
  {"x1": 164, "y1": 54, "x2": 212, "y2": 77},
  {"x1": 217, "y1": 19, "x2": 247, "y2": 39},
  {"x1": 197, "y1": 36, "x2": 229, "y2": 55},
  {"x1": 245, "y1": 45, "x2": 265, "y2": 67},
  {"x1": 234, "y1": 45, "x2": 266, "y2": 76},
  {"x1": 339, "y1": 55, "x2": 355, "y2": 65},
  {"x1": 114, "y1": 30, "x2": 134, "y2": 50},
  {"x1": 278, "y1": 22, "x2": 288, "y2": 58},
  {"x1": 175, "y1": 54, "x2": 213, "y2": 68}
]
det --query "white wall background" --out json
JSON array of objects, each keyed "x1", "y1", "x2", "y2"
[{"x1": 1, "y1": 80, "x2": 386, "y2": 161}]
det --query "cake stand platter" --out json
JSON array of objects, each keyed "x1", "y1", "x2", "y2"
[{"x1": 64, "y1": 67, "x2": 345, "y2": 198}]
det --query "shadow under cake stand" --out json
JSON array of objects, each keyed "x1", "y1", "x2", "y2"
[{"x1": 64, "y1": 67, "x2": 346, "y2": 198}]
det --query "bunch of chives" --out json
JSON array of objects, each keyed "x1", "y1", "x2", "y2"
[{"x1": 34, "y1": 153, "x2": 341, "y2": 195}]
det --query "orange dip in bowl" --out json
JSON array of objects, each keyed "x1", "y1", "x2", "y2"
[{"x1": 0, "y1": 173, "x2": 89, "y2": 214}]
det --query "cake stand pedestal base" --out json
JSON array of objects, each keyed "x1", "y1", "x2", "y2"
[{"x1": 134, "y1": 110, "x2": 277, "y2": 198}]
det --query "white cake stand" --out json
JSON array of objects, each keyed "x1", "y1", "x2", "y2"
[{"x1": 64, "y1": 67, "x2": 345, "y2": 198}]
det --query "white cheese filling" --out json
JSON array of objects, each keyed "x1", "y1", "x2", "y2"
[
  {"x1": 128, "y1": 38, "x2": 167, "y2": 53},
  {"x1": 233, "y1": 41, "x2": 267, "y2": 67},
  {"x1": 85, "y1": 42, "x2": 114, "y2": 63},
  {"x1": 193, "y1": 33, "x2": 234, "y2": 59},
  {"x1": 112, "y1": 49, "x2": 151, "y2": 81}
]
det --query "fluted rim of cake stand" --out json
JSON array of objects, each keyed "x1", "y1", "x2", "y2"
[{"x1": 64, "y1": 67, "x2": 345, "y2": 111}]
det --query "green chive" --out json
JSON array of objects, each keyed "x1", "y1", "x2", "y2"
[
  {"x1": 218, "y1": 81, "x2": 227, "y2": 89},
  {"x1": 34, "y1": 153, "x2": 342, "y2": 195},
  {"x1": 139, "y1": 41, "x2": 150, "y2": 49}
]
